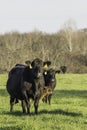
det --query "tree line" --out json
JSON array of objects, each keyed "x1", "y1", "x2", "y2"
[{"x1": 0, "y1": 27, "x2": 87, "y2": 73}]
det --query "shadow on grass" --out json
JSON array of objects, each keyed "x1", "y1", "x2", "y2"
[
  {"x1": 0, "y1": 126, "x2": 21, "y2": 130},
  {"x1": 2, "y1": 109, "x2": 82, "y2": 117},
  {"x1": 39, "y1": 109, "x2": 82, "y2": 117},
  {"x1": 0, "y1": 89, "x2": 8, "y2": 97},
  {"x1": 54, "y1": 90, "x2": 87, "y2": 98},
  {"x1": 2, "y1": 111, "x2": 25, "y2": 117}
]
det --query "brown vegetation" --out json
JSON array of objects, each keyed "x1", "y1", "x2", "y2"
[{"x1": 0, "y1": 28, "x2": 87, "y2": 73}]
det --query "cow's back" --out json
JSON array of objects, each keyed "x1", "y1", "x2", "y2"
[{"x1": 7, "y1": 67, "x2": 25, "y2": 99}]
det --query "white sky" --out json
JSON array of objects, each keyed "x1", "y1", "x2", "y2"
[{"x1": 0, "y1": 0, "x2": 87, "y2": 33}]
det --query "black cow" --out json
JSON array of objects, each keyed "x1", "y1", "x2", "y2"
[
  {"x1": 8, "y1": 60, "x2": 32, "y2": 78},
  {"x1": 6, "y1": 58, "x2": 51, "y2": 114},
  {"x1": 8, "y1": 60, "x2": 34, "y2": 104},
  {"x1": 8, "y1": 65, "x2": 25, "y2": 78},
  {"x1": 15, "y1": 60, "x2": 31, "y2": 67},
  {"x1": 43, "y1": 68, "x2": 59, "y2": 104},
  {"x1": 60, "y1": 66, "x2": 67, "y2": 74}
]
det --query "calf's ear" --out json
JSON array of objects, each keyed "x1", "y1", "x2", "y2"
[{"x1": 43, "y1": 61, "x2": 51, "y2": 68}]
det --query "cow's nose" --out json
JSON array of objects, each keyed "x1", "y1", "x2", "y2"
[{"x1": 51, "y1": 79, "x2": 55, "y2": 82}]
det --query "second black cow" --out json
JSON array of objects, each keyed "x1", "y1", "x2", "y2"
[{"x1": 43, "y1": 68, "x2": 59, "y2": 104}]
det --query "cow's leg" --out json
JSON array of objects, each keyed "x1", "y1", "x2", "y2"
[
  {"x1": 21, "y1": 100, "x2": 26, "y2": 113},
  {"x1": 22, "y1": 90, "x2": 30, "y2": 114},
  {"x1": 34, "y1": 99, "x2": 39, "y2": 114},
  {"x1": 25, "y1": 99, "x2": 30, "y2": 114},
  {"x1": 10, "y1": 97, "x2": 15, "y2": 112},
  {"x1": 15, "y1": 98, "x2": 19, "y2": 104}
]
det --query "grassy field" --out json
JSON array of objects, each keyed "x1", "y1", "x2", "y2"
[{"x1": 0, "y1": 74, "x2": 87, "y2": 130}]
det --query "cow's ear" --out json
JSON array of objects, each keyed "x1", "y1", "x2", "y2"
[
  {"x1": 55, "y1": 70, "x2": 61, "y2": 74},
  {"x1": 25, "y1": 60, "x2": 32, "y2": 68},
  {"x1": 25, "y1": 60, "x2": 31, "y2": 65},
  {"x1": 43, "y1": 61, "x2": 51, "y2": 68}
]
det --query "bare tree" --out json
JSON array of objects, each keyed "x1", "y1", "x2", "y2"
[{"x1": 61, "y1": 19, "x2": 77, "y2": 52}]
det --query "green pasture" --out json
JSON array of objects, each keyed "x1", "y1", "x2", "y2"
[{"x1": 0, "y1": 74, "x2": 87, "y2": 130}]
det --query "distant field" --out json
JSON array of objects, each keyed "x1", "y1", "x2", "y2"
[{"x1": 0, "y1": 74, "x2": 87, "y2": 130}]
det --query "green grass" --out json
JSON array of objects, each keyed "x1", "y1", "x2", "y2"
[{"x1": 0, "y1": 74, "x2": 87, "y2": 130}]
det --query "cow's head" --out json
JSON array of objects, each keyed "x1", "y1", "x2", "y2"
[
  {"x1": 44, "y1": 68, "x2": 59, "y2": 83},
  {"x1": 60, "y1": 66, "x2": 67, "y2": 73},
  {"x1": 31, "y1": 58, "x2": 51, "y2": 79}
]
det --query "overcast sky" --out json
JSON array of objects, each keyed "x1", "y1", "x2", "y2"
[{"x1": 0, "y1": 0, "x2": 87, "y2": 33}]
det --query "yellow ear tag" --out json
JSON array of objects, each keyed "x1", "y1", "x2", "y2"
[
  {"x1": 44, "y1": 64, "x2": 48, "y2": 69},
  {"x1": 29, "y1": 64, "x2": 32, "y2": 69},
  {"x1": 44, "y1": 71, "x2": 47, "y2": 75}
]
